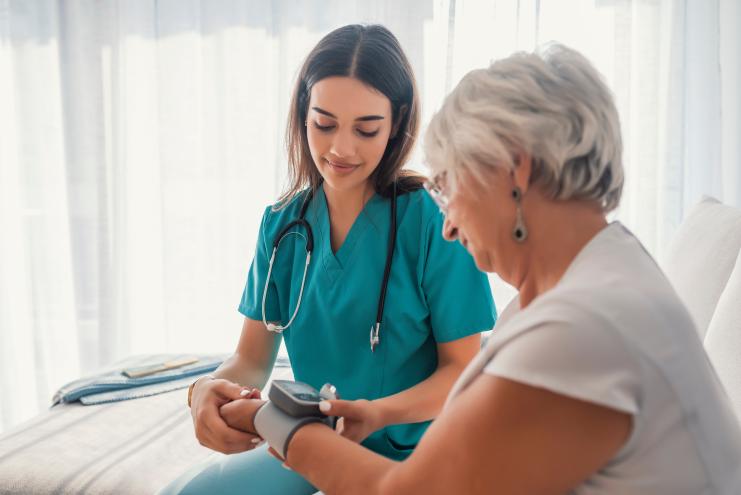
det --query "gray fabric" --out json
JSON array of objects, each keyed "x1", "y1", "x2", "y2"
[
  {"x1": 253, "y1": 402, "x2": 329, "y2": 459},
  {"x1": 0, "y1": 367, "x2": 293, "y2": 494}
]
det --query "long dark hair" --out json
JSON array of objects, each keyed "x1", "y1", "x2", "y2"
[{"x1": 279, "y1": 24, "x2": 423, "y2": 207}]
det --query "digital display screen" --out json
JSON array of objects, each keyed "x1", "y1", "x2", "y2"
[
  {"x1": 281, "y1": 382, "x2": 320, "y2": 401},
  {"x1": 294, "y1": 393, "x2": 320, "y2": 402}
]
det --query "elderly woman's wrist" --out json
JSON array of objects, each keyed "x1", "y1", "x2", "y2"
[{"x1": 245, "y1": 400, "x2": 268, "y2": 433}]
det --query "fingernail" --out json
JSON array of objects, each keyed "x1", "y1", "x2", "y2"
[
  {"x1": 319, "y1": 401, "x2": 331, "y2": 412},
  {"x1": 240, "y1": 389, "x2": 250, "y2": 397},
  {"x1": 251, "y1": 438, "x2": 261, "y2": 444},
  {"x1": 282, "y1": 463, "x2": 292, "y2": 471}
]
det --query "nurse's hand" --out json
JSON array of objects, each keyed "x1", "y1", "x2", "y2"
[
  {"x1": 319, "y1": 399, "x2": 384, "y2": 443},
  {"x1": 190, "y1": 378, "x2": 263, "y2": 454},
  {"x1": 219, "y1": 396, "x2": 266, "y2": 436}
]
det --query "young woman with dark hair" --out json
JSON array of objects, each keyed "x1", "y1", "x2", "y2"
[{"x1": 160, "y1": 24, "x2": 495, "y2": 494}]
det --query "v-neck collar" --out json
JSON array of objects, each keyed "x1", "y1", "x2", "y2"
[{"x1": 309, "y1": 185, "x2": 384, "y2": 282}]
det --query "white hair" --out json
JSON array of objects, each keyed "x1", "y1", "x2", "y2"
[{"x1": 424, "y1": 43, "x2": 624, "y2": 212}]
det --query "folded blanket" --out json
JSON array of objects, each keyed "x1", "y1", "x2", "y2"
[
  {"x1": 52, "y1": 354, "x2": 227, "y2": 406},
  {"x1": 73, "y1": 354, "x2": 293, "y2": 406},
  {"x1": 79, "y1": 374, "x2": 200, "y2": 405}
]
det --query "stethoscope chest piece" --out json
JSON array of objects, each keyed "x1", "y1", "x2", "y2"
[{"x1": 370, "y1": 323, "x2": 380, "y2": 352}]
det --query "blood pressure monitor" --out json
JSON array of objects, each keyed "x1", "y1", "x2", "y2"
[
  {"x1": 269, "y1": 380, "x2": 337, "y2": 417},
  {"x1": 253, "y1": 380, "x2": 339, "y2": 458}
]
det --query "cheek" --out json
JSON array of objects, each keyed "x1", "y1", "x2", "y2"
[
  {"x1": 360, "y1": 137, "x2": 390, "y2": 166},
  {"x1": 455, "y1": 204, "x2": 488, "y2": 242},
  {"x1": 306, "y1": 132, "x2": 327, "y2": 159},
  {"x1": 460, "y1": 207, "x2": 501, "y2": 259}
]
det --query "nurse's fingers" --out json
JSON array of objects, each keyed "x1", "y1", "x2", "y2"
[
  {"x1": 318, "y1": 399, "x2": 362, "y2": 419},
  {"x1": 210, "y1": 379, "x2": 248, "y2": 402},
  {"x1": 204, "y1": 413, "x2": 261, "y2": 453},
  {"x1": 239, "y1": 388, "x2": 262, "y2": 399},
  {"x1": 334, "y1": 416, "x2": 345, "y2": 433},
  {"x1": 196, "y1": 403, "x2": 259, "y2": 453}
]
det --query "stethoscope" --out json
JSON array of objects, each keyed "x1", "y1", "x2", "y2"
[{"x1": 262, "y1": 182, "x2": 398, "y2": 352}]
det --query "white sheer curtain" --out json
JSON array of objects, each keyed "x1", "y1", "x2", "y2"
[{"x1": 0, "y1": 0, "x2": 738, "y2": 433}]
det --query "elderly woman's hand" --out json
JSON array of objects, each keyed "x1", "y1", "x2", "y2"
[{"x1": 219, "y1": 393, "x2": 266, "y2": 436}]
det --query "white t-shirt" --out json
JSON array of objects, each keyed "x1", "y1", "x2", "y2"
[{"x1": 446, "y1": 222, "x2": 741, "y2": 494}]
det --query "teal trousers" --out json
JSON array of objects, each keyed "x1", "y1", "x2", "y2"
[{"x1": 158, "y1": 444, "x2": 317, "y2": 495}]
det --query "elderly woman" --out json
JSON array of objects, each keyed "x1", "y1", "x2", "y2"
[{"x1": 218, "y1": 44, "x2": 741, "y2": 493}]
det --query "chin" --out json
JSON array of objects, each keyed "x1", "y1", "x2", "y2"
[
  {"x1": 319, "y1": 170, "x2": 367, "y2": 192},
  {"x1": 474, "y1": 257, "x2": 494, "y2": 273},
  {"x1": 471, "y1": 249, "x2": 495, "y2": 273}
]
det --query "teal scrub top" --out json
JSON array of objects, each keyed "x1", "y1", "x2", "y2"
[{"x1": 239, "y1": 185, "x2": 496, "y2": 461}]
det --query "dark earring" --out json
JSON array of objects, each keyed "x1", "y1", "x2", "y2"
[{"x1": 512, "y1": 186, "x2": 528, "y2": 243}]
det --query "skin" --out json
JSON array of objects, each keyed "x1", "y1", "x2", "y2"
[
  {"x1": 220, "y1": 156, "x2": 633, "y2": 494},
  {"x1": 190, "y1": 76, "x2": 480, "y2": 455}
]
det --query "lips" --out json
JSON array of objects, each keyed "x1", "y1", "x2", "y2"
[{"x1": 325, "y1": 158, "x2": 360, "y2": 173}]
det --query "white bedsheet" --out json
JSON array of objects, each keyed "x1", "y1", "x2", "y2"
[{"x1": 0, "y1": 367, "x2": 292, "y2": 495}]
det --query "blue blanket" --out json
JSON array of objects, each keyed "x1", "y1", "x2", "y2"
[{"x1": 53, "y1": 353, "x2": 293, "y2": 405}]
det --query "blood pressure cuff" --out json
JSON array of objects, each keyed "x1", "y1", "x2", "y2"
[{"x1": 253, "y1": 401, "x2": 333, "y2": 459}]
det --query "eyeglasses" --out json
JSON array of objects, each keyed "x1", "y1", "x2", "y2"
[{"x1": 423, "y1": 171, "x2": 450, "y2": 214}]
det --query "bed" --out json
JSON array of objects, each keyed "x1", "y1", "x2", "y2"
[{"x1": 0, "y1": 362, "x2": 293, "y2": 494}]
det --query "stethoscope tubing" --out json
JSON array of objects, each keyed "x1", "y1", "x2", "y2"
[{"x1": 262, "y1": 183, "x2": 397, "y2": 352}]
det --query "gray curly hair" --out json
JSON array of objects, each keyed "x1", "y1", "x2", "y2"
[{"x1": 424, "y1": 43, "x2": 624, "y2": 212}]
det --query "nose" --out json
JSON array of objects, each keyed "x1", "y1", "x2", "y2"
[
  {"x1": 442, "y1": 217, "x2": 459, "y2": 242},
  {"x1": 330, "y1": 129, "x2": 356, "y2": 158}
]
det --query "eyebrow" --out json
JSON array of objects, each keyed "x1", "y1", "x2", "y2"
[{"x1": 311, "y1": 106, "x2": 385, "y2": 122}]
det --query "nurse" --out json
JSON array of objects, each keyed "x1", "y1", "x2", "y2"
[{"x1": 161, "y1": 24, "x2": 495, "y2": 495}]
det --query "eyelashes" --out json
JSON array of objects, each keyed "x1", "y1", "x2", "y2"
[{"x1": 312, "y1": 122, "x2": 380, "y2": 138}]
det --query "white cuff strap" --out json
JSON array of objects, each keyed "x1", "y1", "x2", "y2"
[{"x1": 253, "y1": 402, "x2": 331, "y2": 459}]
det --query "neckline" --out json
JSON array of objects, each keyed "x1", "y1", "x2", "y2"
[
  {"x1": 503, "y1": 222, "x2": 625, "y2": 316},
  {"x1": 311, "y1": 185, "x2": 384, "y2": 273},
  {"x1": 556, "y1": 221, "x2": 625, "y2": 286}
]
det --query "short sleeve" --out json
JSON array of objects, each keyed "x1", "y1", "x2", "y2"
[
  {"x1": 238, "y1": 207, "x2": 281, "y2": 322},
  {"x1": 484, "y1": 315, "x2": 641, "y2": 415},
  {"x1": 421, "y1": 210, "x2": 497, "y2": 343}
]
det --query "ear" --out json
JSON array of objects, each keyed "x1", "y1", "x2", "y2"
[
  {"x1": 511, "y1": 153, "x2": 533, "y2": 194},
  {"x1": 391, "y1": 105, "x2": 409, "y2": 138}
]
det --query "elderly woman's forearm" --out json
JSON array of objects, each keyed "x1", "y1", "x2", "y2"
[{"x1": 286, "y1": 423, "x2": 401, "y2": 494}]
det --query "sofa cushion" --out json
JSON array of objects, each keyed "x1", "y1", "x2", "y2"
[
  {"x1": 662, "y1": 197, "x2": 741, "y2": 338},
  {"x1": 704, "y1": 247, "x2": 741, "y2": 420}
]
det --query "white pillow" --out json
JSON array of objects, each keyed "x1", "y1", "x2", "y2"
[
  {"x1": 704, "y1": 247, "x2": 741, "y2": 420},
  {"x1": 662, "y1": 197, "x2": 741, "y2": 338}
]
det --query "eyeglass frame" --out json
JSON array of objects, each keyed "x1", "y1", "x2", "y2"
[{"x1": 423, "y1": 171, "x2": 451, "y2": 214}]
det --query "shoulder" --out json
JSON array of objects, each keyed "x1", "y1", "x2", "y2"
[
  {"x1": 398, "y1": 188, "x2": 442, "y2": 232},
  {"x1": 488, "y1": 285, "x2": 647, "y2": 370},
  {"x1": 484, "y1": 296, "x2": 643, "y2": 414},
  {"x1": 259, "y1": 190, "x2": 312, "y2": 237},
  {"x1": 489, "y1": 265, "x2": 691, "y2": 381},
  {"x1": 402, "y1": 187, "x2": 438, "y2": 213},
  {"x1": 550, "y1": 224, "x2": 696, "y2": 340},
  {"x1": 502, "y1": 293, "x2": 621, "y2": 343}
]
